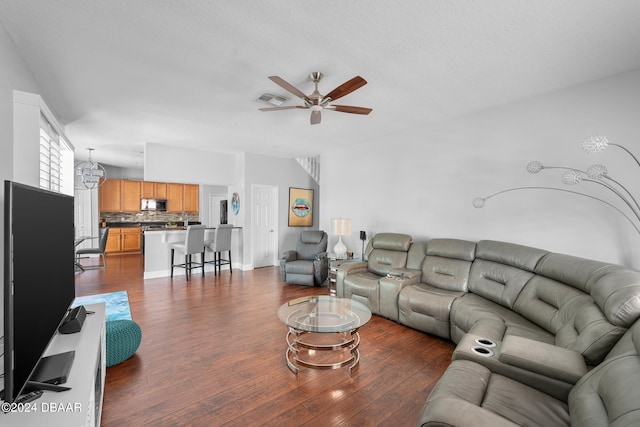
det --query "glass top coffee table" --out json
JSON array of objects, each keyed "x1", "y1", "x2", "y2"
[{"x1": 277, "y1": 295, "x2": 372, "y2": 373}]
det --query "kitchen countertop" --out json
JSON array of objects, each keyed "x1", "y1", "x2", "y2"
[
  {"x1": 143, "y1": 226, "x2": 242, "y2": 279},
  {"x1": 143, "y1": 226, "x2": 188, "y2": 231},
  {"x1": 104, "y1": 221, "x2": 201, "y2": 229},
  {"x1": 143, "y1": 225, "x2": 242, "y2": 232}
]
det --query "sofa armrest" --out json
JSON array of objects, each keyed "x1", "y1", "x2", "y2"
[
  {"x1": 387, "y1": 267, "x2": 422, "y2": 282},
  {"x1": 335, "y1": 261, "x2": 367, "y2": 297},
  {"x1": 281, "y1": 250, "x2": 297, "y2": 262},
  {"x1": 453, "y1": 332, "x2": 579, "y2": 401},
  {"x1": 467, "y1": 318, "x2": 507, "y2": 344},
  {"x1": 499, "y1": 335, "x2": 588, "y2": 384},
  {"x1": 379, "y1": 268, "x2": 422, "y2": 321},
  {"x1": 339, "y1": 260, "x2": 367, "y2": 274},
  {"x1": 279, "y1": 250, "x2": 297, "y2": 277}
]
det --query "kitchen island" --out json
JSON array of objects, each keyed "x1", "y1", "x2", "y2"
[{"x1": 143, "y1": 227, "x2": 242, "y2": 279}]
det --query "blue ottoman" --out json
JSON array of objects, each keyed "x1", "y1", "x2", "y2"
[{"x1": 106, "y1": 320, "x2": 142, "y2": 367}]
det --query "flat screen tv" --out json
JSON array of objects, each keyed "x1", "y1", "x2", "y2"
[{"x1": 2, "y1": 180, "x2": 76, "y2": 403}]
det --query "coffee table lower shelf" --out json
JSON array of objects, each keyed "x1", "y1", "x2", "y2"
[{"x1": 285, "y1": 327, "x2": 362, "y2": 374}]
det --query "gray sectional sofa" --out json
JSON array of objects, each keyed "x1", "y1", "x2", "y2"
[{"x1": 336, "y1": 233, "x2": 640, "y2": 426}]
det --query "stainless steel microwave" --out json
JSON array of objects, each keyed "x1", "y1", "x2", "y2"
[{"x1": 141, "y1": 198, "x2": 167, "y2": 211}]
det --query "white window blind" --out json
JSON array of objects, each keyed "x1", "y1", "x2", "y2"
[{"x1": 39, "y1": 114, "x2": 73, "y2": 195}]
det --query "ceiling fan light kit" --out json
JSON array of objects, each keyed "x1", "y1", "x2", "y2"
[{"x1": 259, "y1": 72, "x2": 372, "y2": 125}]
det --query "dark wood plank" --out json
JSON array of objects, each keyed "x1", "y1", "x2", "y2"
[{"x1": 75, "y1": 253, "x2": 454, "y2": 426}]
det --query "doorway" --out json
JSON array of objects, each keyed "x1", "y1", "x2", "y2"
[
  {"x1": 208, "y1": 194, "x2": 227, "y2": 226},
  {"x1": 74, "y1": 188, "x2": 98, "y2": 249},
  {"x1": 252, "y1": 184, "x2": 278, "y2": 268}
]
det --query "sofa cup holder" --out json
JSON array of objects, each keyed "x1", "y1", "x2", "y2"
[
  {"x1": 474, "y1": 337, "x2": 497, "y2": 348},
  {"x1": 470, "y1": 345, "x2": 494, "y2": 357}
]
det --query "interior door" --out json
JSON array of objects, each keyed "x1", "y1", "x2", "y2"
[
  {"x1": 252, "y1": 185, "x2": 278, "y2": 268},
  {"x1": 208, "y1": 194, "x2": 227, "y2": 226},
  {"x1": 74, "y1": 188, "x2": 98, "y2": 249}
]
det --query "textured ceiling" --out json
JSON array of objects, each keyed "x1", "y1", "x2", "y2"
[{"x1": 1, "y1": 0, "x2": 640, "y2": 168}]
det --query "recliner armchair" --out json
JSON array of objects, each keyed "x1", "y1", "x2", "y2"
[
  {"x1": 336, "y1": 232, "x2": 412, "y2": 314},
  {"x1": 280, "y1": 230, "x2": 328, "y2": 286}
]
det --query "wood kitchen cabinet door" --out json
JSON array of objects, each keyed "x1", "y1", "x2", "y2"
[
  {"x1": 142, "y1": 181, "x2": 168, "y2": 199},
  {"x1": 121, "y1": 227, "x2": 142, "y2": 252},
  {"x1": 105, "y1": 227, "x2": 122, "y2": 253},
  {"x1": 154, "y1": 182, "x2": 168, "y2": 199},
  {"x1": 184, "y1": 184, "x2": 199, "y2": 212},
  {"x1": 167, "y1": 183, "x2": 184, "y2": 212},
  {"x1": 99, "y1": 179, "x2": 122, "y2": 212},
  {"x1": 122, "y1": 180, "x2": 142, "y2": 212},
  {"x1": 141, "y1": 181, "x2": 155, "y2": 198},
  {"x1": 105, "y1": 227, "x2": 142, "y2": 253}
]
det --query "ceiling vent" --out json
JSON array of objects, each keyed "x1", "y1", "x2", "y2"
[{"x1": 258, "y1": 93, "x2": 288, "y2": 106}]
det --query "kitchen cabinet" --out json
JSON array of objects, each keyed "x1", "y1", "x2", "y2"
[
  {"x1": 99, "y1": 179, "x2": 140, "y2": 212},
  {"x1": 167, "y1": 183, "x2": 184, "y2": 212},
  {"x1": 168, "y1": 183, "x2": 199, "y2": 213},
  {"x1": 122, "y1": 180, "x2": 141, "y2": 212},
  {"x1": 105, "y1": 227, "x2": 142, "y2": 253},
  {"x1": 141, "y1": 181, "x2": 154, "y2": 198},
  {"x1": 155, "y1": 182, "x2": 168, "y2": 199},
  {"x1": 100, "y1": 180, "x2": 198, "y2": 214},
  {"x1": 121, "y1": 227, "x2": 142, "y2": 252},
  {"x1": 142, "y1": 181, "x2": 168, "y2": 199},
  {"x1": 99, "y1": 179, "x2": 122, "y2": 212},
  {"x1": 105, "y1": 228, "x2": 121, "y2": 253},
  {"x1": 184, "y1": 184, "x2": 199, "y2": 212}
]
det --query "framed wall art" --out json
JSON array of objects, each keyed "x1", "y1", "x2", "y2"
[
  {"x1": 288, "y1": 187, "x2": 313, "y2": 227},
  {"x1": 231, "y1": 192, "x2": 240, "y2": 215}
]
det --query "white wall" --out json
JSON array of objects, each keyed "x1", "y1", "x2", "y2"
[
  {"x1": 0, "y1": 20, "x2": 53, "y2": 358},
  {"x1": 102, "y1": 164, "x2": 144, "y2": 181},
  {"x1": 144, "y1": 142, "x2": 239, "y2": 185},
  {"x1": 321, "y1": 69, "x2": 640, "y2": 269},
  {"x1": 12, "y1": 91, "x2": 41, "y2": 187},
  {"x1": 242, "y1": 153, "x2": 320, "y2": 267},
  {"x1": 12, "y1": 90, "x2": 71, "y2": 189}
]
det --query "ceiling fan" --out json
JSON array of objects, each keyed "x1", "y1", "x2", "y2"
[{"x1": 259, "y1": 72, "x2": 372, "y2": 125}]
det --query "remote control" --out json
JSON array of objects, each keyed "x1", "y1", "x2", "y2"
[{"x1": 16, "y1": 390, "x2": 43, "y2": 404}]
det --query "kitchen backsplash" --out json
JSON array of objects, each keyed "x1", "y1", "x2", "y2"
[{"x1": 101, "y1": 211, "x2": 199, "y2": 223}]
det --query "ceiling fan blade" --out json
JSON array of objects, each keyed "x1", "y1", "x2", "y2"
[
  {"x1": 259, "y1": 106, "x2": 307, "y2": 112},
  {"x1": 324, "y1": 76, "x2": 367, "y2": 101},
  {"x1": 329, "y1": 105, "x2": 373, "y2": 115},
  {"x1": 268, "y1": 76, "x2": 310, "y2": 102},
  {"x1": 310, "y1": 110, "x2": 321, "y2": 125}
]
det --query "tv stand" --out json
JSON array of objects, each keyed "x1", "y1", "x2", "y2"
[{"x1": 3, "y1": 303, "x2": 106, "y2": 426}]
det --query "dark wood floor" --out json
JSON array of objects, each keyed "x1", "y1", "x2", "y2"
[{"x1": 75, "y1": 254, "x2": 454, "y2": 426}]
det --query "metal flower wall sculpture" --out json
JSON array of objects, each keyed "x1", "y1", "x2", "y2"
[{"x1": 473, "y1": 134, "x2": 640, "y2": 235}]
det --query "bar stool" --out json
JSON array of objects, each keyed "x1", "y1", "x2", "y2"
[
  {"x1": 205, "y1": 224, "x2": 233, "y2": 276},
  {"x1": 170, "y1": 224, "x2": 206, "y2": 281}
]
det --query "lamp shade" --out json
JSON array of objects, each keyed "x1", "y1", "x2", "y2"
[
  {"x1": 330, "y1": 218, "x2": 352, "y2": 258},
  {"x1": 330, "y1": 218, "x2": 352, "y2": 236}
]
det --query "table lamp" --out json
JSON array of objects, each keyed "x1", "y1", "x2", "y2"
[{"x1": 330, "y1": 218, "x2": 352, "y2": 259}]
